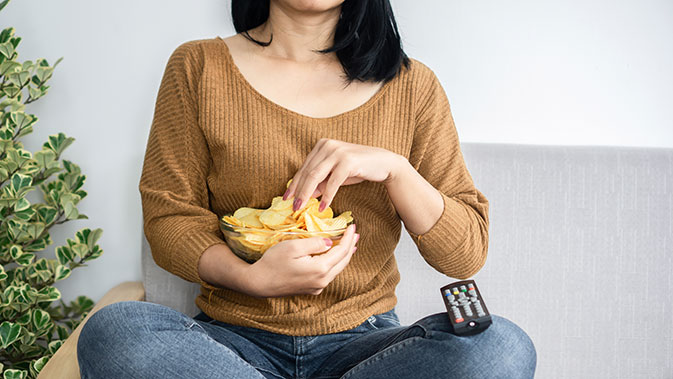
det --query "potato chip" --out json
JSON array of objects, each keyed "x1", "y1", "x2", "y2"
[
  {"x1": 233, "y1": 207, "x2": 258, "y2": 220},
  {"x1": 309, "y1": 213, "x2": 332, "y2": 231},
  {"x1": 270, "y1": 196, "x2": 294, "y2": 211},
  {"x1": 222, "y1": 215, "x2": 243, "y2": 226},
  {"x1": 303, "y1": 211, "x2": 319, "y2": 232},
  {"x1": 259, "y1": 209, "x2": 289, "y2": 228}
]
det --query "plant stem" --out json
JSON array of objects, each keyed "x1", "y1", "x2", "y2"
[{"x1": 20, "y1": 210, "x2": 65, "y2": 250}]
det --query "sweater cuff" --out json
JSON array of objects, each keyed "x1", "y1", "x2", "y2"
[
  {"x1": 404, "y1": 192, "x2": 471, "y2": 270},
  {"x1": 172, "y1": 230, "x2": 227, "y2": 292}
]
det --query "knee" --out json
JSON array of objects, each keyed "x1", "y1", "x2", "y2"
[
  {"x1": 78, "y1": 302, "x2": 136, "y2": 353},
  {"x1": 423, "y1": 313, "x2": 536, "y2": 378},
  {"x1": 481, "y1": 315, "x2": 537, "y2": 378},
  {"x1": 77, "y1": 301, "x2": 157, "y2": 369}
]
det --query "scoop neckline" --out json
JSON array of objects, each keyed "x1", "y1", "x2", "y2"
[{"x1": 215, "y1": 35, "x2": 394, "y2": 122}]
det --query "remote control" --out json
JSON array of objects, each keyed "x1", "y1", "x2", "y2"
[{"x1": 440, "y1": 279, "x2": 492, "y2": 336}]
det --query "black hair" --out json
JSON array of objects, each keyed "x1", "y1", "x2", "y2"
[{"x1": 231, "y1": 0, "x2": 410, "y2": 85}]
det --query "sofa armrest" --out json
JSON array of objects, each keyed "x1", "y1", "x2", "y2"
[{"x1": 37, "y1": 281, "x2": 146, "y2": 379}]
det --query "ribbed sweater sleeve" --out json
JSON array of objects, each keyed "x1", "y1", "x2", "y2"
[
  {"x1": 139, "y1": 42, "x2": 224, "y2": 289},
  {"x1": 405, "y1": 66, "x2": 490, "y2": 279}
]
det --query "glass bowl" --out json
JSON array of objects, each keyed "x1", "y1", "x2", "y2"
[{"x1": 219, "y1": 214, "x2": 348, "y2": 263}]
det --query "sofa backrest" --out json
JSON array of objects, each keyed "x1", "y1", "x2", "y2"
[{"x1": 142, "y1": 142, "x2": 673, "y2": 378}]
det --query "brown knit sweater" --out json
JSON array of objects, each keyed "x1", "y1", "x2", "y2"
[{"x1": 139, "y1": 36, "x2": 489, "y2": 336}]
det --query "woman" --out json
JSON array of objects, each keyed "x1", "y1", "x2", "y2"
[{"x1": 77, "y1": 0, "x2": 537, "y2": 377}]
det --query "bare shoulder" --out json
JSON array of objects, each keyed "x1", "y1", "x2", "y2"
[
  {"x1": 216, "y1": 33, "x2": 257, "y2": 56},
  {"x1": 219, "y1": 33, "x2": 245, "y2": 45}
]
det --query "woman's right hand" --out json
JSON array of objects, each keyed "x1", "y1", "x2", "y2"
[{"x1": 245, "y1": 223, "x2": 359, "y2": 297}]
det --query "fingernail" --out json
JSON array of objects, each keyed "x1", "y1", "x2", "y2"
[
  {"x1": 353, "y1": 247, "x2": 358, "y2": 253},
  {"x1": 283, "y1": 189, "x2": 290, "y2": 200},
  {"x1": 318, "y1": 200, "x2": 326, "y2": 212},
  {"x1": 354, "y1": 233, "x2": 360, "y2": 243},
  {"x1": 293, "y1": 198, "x2": 302, "y2": 211},
  {"x1": 323, "y1": 238, "x2": 333, "y2": 247}
]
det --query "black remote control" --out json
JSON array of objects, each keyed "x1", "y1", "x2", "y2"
[{"x1": 440, "y1": 279, "x2": 492, "y2": 336}]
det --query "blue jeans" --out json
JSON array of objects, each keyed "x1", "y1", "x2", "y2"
[{"x1": 77, "y1": 301, "x2": 536, "y2": 378}]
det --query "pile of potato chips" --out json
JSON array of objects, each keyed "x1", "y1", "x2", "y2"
[{"x1": 220, "y1": 179, "x2": 354, "y2": 261}]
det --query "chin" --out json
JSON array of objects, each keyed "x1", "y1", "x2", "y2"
[{"x1": 276, "y1": 0, "x2": 345, "y2": 13}]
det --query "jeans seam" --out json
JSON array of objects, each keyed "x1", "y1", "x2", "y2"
[
  {"x1": 376, "y1": 315, "x2": 399, "y2": 325},
  {"x1": 252, "y1": 365, "x2": 287, "y2": 379},
  {"x1": 366, "y1": 314, "x2": 400, "y2": 330},
  {"x1": 186, "y1": 319, "x2": 210, "y2": 334}
]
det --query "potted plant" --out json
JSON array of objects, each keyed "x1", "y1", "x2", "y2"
[{"x1": 0, "y1": 0, "x2": 104, "y2": 377}]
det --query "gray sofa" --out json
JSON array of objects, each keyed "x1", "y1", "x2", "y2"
[
  {"x1": 143, "y1": 142, "x2": 673, "y2": 378},
  {"x1": 44, "y1": 142, "x2": 672, "y2": 379},
  {"x1": 140, "y1": 142, "x2": 672, "y2": 378}
]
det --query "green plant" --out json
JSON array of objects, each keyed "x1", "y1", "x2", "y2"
[{"x1": 0, "y1": 1, "x2": 104, "y2": 377}]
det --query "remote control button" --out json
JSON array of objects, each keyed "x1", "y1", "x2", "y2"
[
  {"x1": 458, "y1": 292, "x2": 467, "y2": 300},
  {"x1": 468, "y1": 289, "x2": 478, "y2": 296},
  {"x1": 443, "y1": 289, "x2": 452, "y2": 296},
  {"x1": 460, "y1": 285, "x2": 467, "y2": 292},
  {"x1": 455, "y1": 317, "x2": 464, "y2": 323},
  {"x1": 474, "y1": 303, "x2": 486, "y2": 317},
  {"x1": 463, "y1": 304, "x2": 473, "y2": 317},
  {"x1": 452, "y1": 287, "x2": 459, "y2": 295},
  {"x1": 468, "y1": 321, "x2": 478, "y2": 328}
]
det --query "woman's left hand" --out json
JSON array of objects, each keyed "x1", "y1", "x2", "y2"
[{"x1": 283, "y1": 138, "x2": 403, "y2": 212}]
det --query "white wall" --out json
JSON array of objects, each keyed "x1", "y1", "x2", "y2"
[
  {"x1": 393, "y1": 0, "x2": 673, "y2": 147},
  {"x1": 1, "y1": 0, "x2": 671, "y2": 305}
]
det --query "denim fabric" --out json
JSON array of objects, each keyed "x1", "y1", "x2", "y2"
[{"x1": 77, "y1": 301, "x2": 536, "y2": 378}]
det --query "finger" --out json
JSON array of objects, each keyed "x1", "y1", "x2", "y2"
[
  {"x1": 283, "y1": 139, "x2": 329, "y2": 200},
  {"x1": 293, "y1": 157, "x2": 337, "y2": 212},
  {"x1": 318, "y1": 162, "x2": 350, "y2": 212},
  {"x1": 285, "y1": 179, "x2": 323, "y2": 200},
  {"x1": 323, "y1": 228, "x2": 359, "y2": 280},
  {"x1": 289, "y1": 234, "x2": 333, "y2": 259},
  {"x1": 287, "y1": 138, "x2": 339, "y2": 204},
  {"x1": 313, "y1": 180, "x2": 327, "y2": 198},
  {"x1": 305, "y1": 175, "x2": 328, "y2": 201},
  {"x1": 315, "y1": 223, "x2": 356, "y2": 269},
  {"x1": 291, "y1": 145, "x2": 333, "y2": 207}
]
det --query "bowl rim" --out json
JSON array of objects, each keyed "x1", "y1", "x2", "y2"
[{"x1": 220, "y1": 213, "x2": 348, "y2": 235}]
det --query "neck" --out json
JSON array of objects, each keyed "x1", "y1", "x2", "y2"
[{"x1": 247, "y1": 2, "x2": 341, "y2": 64}]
